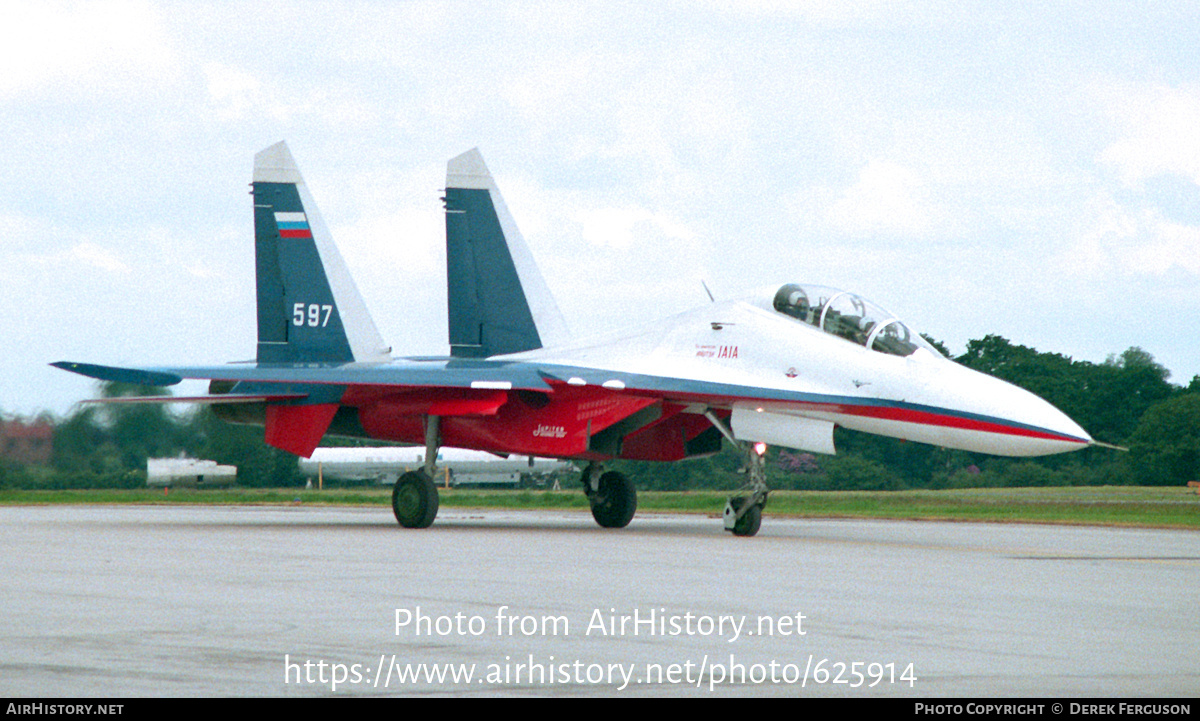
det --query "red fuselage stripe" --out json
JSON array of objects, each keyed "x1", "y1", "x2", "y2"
[{"x1": 823, "y1": 403, "x2": 1083, "y2": 442}]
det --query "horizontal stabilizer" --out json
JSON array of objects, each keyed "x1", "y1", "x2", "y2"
[{"x1": 51, "y1": 362, "x2": 182, "y2": 387}]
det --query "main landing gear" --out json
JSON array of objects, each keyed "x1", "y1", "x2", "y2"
[
  {"x1": 582, "y1": 463, "x2": 637, "y2": 529},
  {"x1": 392, "y1": 412, "x2": 768, "y2": 537},
  {"x1": 392, "y1": 415, "x2": 441, "y2": 529},
  {"x1": 392, "y1": 470, "x2": 439, "y2": 528}
]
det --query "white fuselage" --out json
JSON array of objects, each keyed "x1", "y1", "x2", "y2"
[{"x1": 508, "y1": 289, "x2": 1092, "y2": 457}]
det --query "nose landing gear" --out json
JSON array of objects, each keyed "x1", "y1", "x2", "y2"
[{"x1": 723, "y1": 441, "x2": 768, "y2": 537}]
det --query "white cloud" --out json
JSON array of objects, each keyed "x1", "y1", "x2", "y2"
[
  {"x1": 576, "y1": 206, "x2": 698, "y2": 250},
  {"x1": 1096, "y1": 81, "x2": 1200, "y2": 187},
  {"x1": 1056, "y1": 192, "x2": 1200, "y2": 279},
  {"x1": 1136, "y1": 218, "x2": 1200, "y2": 275},
  {"x1": 0, "y1": 0, "x2": 178, "y2": 98},
  {"x1": 825, "y1": 160, "x2": 942, "y2": 237},
  {"x1": 0, "y1": 214, "x2": 130, "y2": 275},
  {"x1": 59, "y1": 243, "x2": 132, "y2": 275},
  {"x1": 203, "y1": 63, "x2": 263, "y2": 122},
  {"x1": 201, "y1": 60, "x2": 384, "y2": 130}
]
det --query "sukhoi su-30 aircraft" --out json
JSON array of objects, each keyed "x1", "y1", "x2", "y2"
[{"x1": 55, "y1": 142, "x2": 1096, "y2": 536}]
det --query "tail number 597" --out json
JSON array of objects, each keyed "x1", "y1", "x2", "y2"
[{"x1": 293, "y1": 303, "x2": 333, "y2": 327}]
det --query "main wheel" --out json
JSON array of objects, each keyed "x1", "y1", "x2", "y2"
[
  {"x1": 392, "y1": 470, "x2": 439, "y2": 528},
  {"x1": 731, "y1": 502, "x2": 762, "y2": 537},
  {"x1": 590, "y1": 471, "x2": 636, "y2": 528}
]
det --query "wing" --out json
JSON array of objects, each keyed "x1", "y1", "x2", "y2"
[{"x1": 50, "y1": 355, "x2": 723, "y2": 461}]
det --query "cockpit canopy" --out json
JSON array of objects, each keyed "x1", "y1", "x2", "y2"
[{"x1": 771, "y1": 283, "x2": 941, "y2": 358}]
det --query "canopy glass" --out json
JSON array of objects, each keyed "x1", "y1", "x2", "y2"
[{"x1": 771, "y1": 284, "x2": 940, "y2": 358}]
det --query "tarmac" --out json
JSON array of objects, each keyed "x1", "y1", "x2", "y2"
[{"x1": 1, "y1": 504, "x2": 1197, "y2": 697}]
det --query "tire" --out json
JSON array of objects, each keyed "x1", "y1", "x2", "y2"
[
  {"x1": 392, "y1": 471, "x2": 439, "y2": 528},
  {"x1": 590, "y1": 471, "x2": 636, "y2": 528},
  {"x1": 731, "y1": 503, "x2": 762, "y2": 537}
]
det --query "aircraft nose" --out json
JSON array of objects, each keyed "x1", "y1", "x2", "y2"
[
  {"x1": 964, "y1": 369, "x2": 1093, "y2": 456},
  {"x1": 1026, "y1": 392, "x2": 1092, "y2": 447}
]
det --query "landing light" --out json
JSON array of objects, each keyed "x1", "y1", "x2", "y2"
[{"x1": 754, "y1": 442, "x2": 767, "y2": 456}]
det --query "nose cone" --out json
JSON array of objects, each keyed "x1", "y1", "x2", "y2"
[
  {"x1": 998, "y1": 385, "x2": 1093, "y2": 456},
  {"x1": 941, "y1": 363, "x2": 1093, "y2": 456}
]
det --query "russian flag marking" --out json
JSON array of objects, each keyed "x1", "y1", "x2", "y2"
[{"x1": 274, "y1": 211, "x2": 311, "y2": 239}]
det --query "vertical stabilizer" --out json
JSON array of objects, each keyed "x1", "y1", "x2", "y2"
[
  {"x1": 252, "y1": 142, "x2": 391, "y2": 364},
  {"x1": 444, "y1": 149, "x2": 570, "y2": 357}
]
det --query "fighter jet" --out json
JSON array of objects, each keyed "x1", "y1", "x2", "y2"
[{"x1": 54, "y1": 142, "x2": 1094, "y2": 536}]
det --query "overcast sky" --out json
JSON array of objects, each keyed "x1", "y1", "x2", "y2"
[{"x1": 4, "y1": 1, "x2": 1199, "y2": 418}]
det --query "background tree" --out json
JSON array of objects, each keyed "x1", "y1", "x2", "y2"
[
  {"x1": 1125, "y1": 394, "x2": 1200, "y2": 486},
  {"x1": 100, "y1": 382, "x2": 187, "y2": 471},
  {"x1": 185, "y1": 407, "x2": 302, "y2": 487}
]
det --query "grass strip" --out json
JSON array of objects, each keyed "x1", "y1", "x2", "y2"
[{"x1": 1, "y1": 486, "x2": 1195, "y2": 529}]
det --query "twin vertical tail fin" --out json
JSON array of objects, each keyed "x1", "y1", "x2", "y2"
[
  {"x1": 444, "y1": 149, "x2": 569, "y2": 358},
  {"x1": 256, "y1": 144, "x2": 567, "y2": 363},
  {"x1": 248, "y1": 142, "x2": 390, "y2": 458},
  {"x1": 251, "y1": 142, "x2": 391, "y2": 365}
]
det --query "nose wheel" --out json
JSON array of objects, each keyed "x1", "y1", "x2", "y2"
[
  {"x1": 723, "y1": 441, "x2": 769, "y2": 537},
  {"x1": 724, "y1": 497, "x2": 763, "y2": 537}
]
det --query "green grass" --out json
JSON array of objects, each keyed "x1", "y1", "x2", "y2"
[{"x1": 1, "y1": 485, "x2": 1196, "y2": 529}]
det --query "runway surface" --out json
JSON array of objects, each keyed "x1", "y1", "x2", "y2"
[{"x1": 1, "y1": 504, "x2": 1197, "y2": 697}]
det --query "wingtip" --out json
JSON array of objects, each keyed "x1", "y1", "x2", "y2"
[
  {"x1": 253, "y1": 140, "x2": 304, "y2": 184},
  {"x1": 50, "y1": 361, "x2": 183, "y2": 387}
]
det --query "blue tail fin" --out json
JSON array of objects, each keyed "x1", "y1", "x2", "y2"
[
  {"x1": 444, "y1": 149, "x2": 569, "y2": 358},
  {"x1": 251, "y1": 142, "x2": 390, "y2": 364}
]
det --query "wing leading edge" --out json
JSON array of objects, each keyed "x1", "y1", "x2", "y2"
[{"x1": 51, "y1": 351, "x2": 730, "y2": 462}]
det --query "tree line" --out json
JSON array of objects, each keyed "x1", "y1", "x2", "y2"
[
  {"x1": 2, "y1": 336, "x2": 1197, "y2": 490},
  {"x1": 2, "y1": 384, "x2": 302, "y2": 489}
]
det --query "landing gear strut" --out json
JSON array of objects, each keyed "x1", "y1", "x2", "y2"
[
  {"x1": 703, "y1": 409, "x2": 769, "y2": 537},
  {"x1": 723, "y1": 442, "x2": 768, "y2": 537},
  {"x1": 391, "y1": 415, "x2": 441, "y2": 529},
  {"x1": 582, "y1": 463, "x2": 637, "y2": 528}
]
